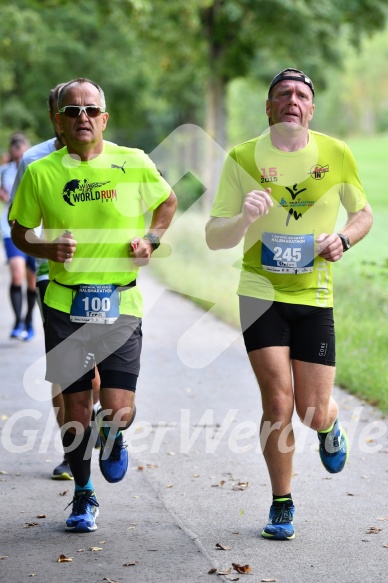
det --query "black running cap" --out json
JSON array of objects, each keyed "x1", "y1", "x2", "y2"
[{"x1": 268, "y1": 68, "x2": 314, "y2": 97}]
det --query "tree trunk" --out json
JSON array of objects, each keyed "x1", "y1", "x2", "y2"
[
  {"x1": 202, "y1": 73, "x2": 228, "y2": 212},
  {"x1": 200, "y1": 1, "x2": 228, "y2": 212}
]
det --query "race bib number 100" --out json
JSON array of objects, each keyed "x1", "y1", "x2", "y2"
[
  {"x1": 70, "y1": 284, "x2": 120, "y2": 324},
  {"x1": 261, "y1": 232, "x2": 314, "y2": 274}
]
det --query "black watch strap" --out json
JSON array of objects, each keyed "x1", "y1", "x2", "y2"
[
  {"x1": 144, "y1": 232, "x2": 160, "y2": 251},
  {"x1": 338, "y1": 233, "x2": 350, "y2": 252}
]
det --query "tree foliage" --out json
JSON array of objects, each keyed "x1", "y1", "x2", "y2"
[{"x1": 0, "y1": 0, "x2": 387, "y2": 154}]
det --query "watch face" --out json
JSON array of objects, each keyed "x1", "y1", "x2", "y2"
[
  {"x1": 145, "y1": 233, "x2": 160, "y2": 250},
  {"x1": 339, "y1": 234, "x2": 350, "y2": 251}
]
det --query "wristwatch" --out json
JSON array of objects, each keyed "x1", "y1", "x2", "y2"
[
  {"x1": 144, "y1": 232, "x2": 160, "y2": 251},
  {"x1": 338, "y1": 233, "x2": 351, "y2": 252}
]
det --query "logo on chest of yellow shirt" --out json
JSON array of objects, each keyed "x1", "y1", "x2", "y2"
[
  {"x1": 276, "y1": 183, "x2": 315, "y2": 226},
  {"x1": 62, "y1": 179, "x2": 116, "y2": 206},
  {"x1": 309, "y1": 164, "x2": 329, "y2": 180}
]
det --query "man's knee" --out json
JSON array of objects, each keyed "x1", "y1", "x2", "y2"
[
  {"x1": 262, "y1": 392, "x2": 294, "y2": 423},
  {"x1": 296, "y1": 404, "x2": 330, "y2": 430}
]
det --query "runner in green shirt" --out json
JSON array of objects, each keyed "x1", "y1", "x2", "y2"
[
  {"x1": 206, "y1": 68, "x2": 373, "y2": 541},
  {"x1": 11, "y1": 78, "x2": 177, "y2": 533}
]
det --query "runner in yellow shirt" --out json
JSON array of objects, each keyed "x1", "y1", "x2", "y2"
[
  {"x1": 11, "y1": 77, "x2": 177, "y2": 533},
  {"x1": 206, "y1": 68, "x2": 373, "y2": 540}
]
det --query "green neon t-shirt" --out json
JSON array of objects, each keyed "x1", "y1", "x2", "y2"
[
  {"x1": 210, "y1": 130, "x2": 368, "y2": 307},
  {"x1": 10, "y1": 142, "x2": 171, "y2": 316}
]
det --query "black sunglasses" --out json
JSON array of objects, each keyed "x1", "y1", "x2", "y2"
[{"x1": 58, "y1": 105, "x2": 105, "y2": 118}]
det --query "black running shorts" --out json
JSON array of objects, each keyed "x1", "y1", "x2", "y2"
[
  {"x1": 239, "y1": 296, "x2": 335, "y2": 366},
  {"x1": 45, "y1": 306, "x2": 142, "y2": 393}
]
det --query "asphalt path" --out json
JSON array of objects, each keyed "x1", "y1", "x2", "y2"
[{"x1": 0, "y1": 252, "x2": 387, "y2": 583}]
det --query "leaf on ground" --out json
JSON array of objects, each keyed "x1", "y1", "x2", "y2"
[
  {"x1": 23, "y1": 523, "x2": 39, "y2": 528},
  {"x1": 225, "y1": 577, "x2": 239, "y2": 582},
  {"x1": 36, "y1": 514, "x2": 46, "y2": 519},
  {"x1": 383, "y1": 544, "x2": 388, "y2": 548},
  {"x1": 366, "y1": 527, "x2": 382, "y2": 534},
  {"x1": 193, "y1": 474, "x2": 200, "y2": 478},
  {"x1": 77, "y1": 549, "x2": 85, "y2": 553},
  {"x1": 29, "y1": 574, "x2": 37, "y2": 577},
  {"x1": 239, "y1": 509, "x2": 245, "y2": 517},
  {"x1": 232, "y1": 563, "x2": 251, "y2": 574},
  {"x1": 232, "y1": 532, "x2": 240, "y2": 535},
  {"x1": 137, "y1": 465, "x2": 144, "y2": 471},
  {"x1": 146, "y1": 464, "x2": 159, "y2": 468},
  {"x1": 98, "y1": 541, "x2": 106, "y2": 544},
  {"x1": 220, "y1": 480, "x2": 225, "y2": 487},
  {"x1": 166, "y1": 484, "x2": 174, "y2": 488},
  {"x1": 217, "y1": 568, "x2": 231, "y2": 575},
  {"x1": 208, "y1": 567, "x2": 217, "y2": 574},
  {"x1": 103, "y1": 578, "x2": 118, "y2": 583},
  {"x1": 233, "y1": 482, "x2": 249, "y2": 491},
  {"x1": 262, "y1": 579, "x2": 278, "y2": 582},
  {"x1": 56, "y1": 555, "x2": 73, "y2": 562},
  {"x1": 0, "y1": 470, "x2": 8, "y2": 475},
  {"x1": 215, "y1": 543, "x2": 232, "y2": 551},
  {"x1": 377, "y1": 517, "x2": 388, "y2": 521},
  {"x1": 59, "y1": 491, "x2": 69, "y2": 496},
  {"x1": 346, "y1": 492, "x2": 355, "y2": 496},
  {"x1": 123, "y1": 561, "x2": 138, "y2": 566},
  {"x1": 90, "y1": 547, "x2": 104, "y2": 552},
  {"x1": 0, "y1": 557, "x2": 8, "y2": 560}
]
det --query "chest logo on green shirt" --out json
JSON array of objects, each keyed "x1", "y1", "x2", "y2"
[
  {"x1": 62, "y1": 179, "x2": 115, "y2": 206},
  {"x1": 111, "y1": 161, "x2": 127, "y2": 174},
  {"x1": 276, "y1": 184, "x2": 316, "y2": 226},
  {"x1": 309, "y1": 164, "x2": 329, "y2": 180}
]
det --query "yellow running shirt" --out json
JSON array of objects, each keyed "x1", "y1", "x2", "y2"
[
  {"x1": 10, "y1": 142, "x2": 171, "y2": 316},
  {"x1": 211, "y1": 130, "x2": 367, "y2": 307}
]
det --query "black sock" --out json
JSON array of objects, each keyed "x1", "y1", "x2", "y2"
[
  {"x1": 10, "y1": 284, "x2": 22, "y2": 326},
  {"x1": 272, "y1": 493, "x2": 293, "y2": 507},
  {"x1": 25, "y1": 289, "x2": 36, "y2": 327},
  {"x1": 62, "y1": 427, "x2": 93, "y2": 487}
]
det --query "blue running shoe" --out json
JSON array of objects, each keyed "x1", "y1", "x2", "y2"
[
  {"x1": 10, "y1": 323, "x2": 25, "y2": 339},
  {"x1": 261, "y1": 502, "x2": 295, "y2": 541},
  {"x1": 318, "y1": 418, "x2": 349, "y2": 474},
  {"x1": 65, "y1": 490, "x2": 99, "y2": 532},
  {"x1": 99, "y1": 430, "x2": 128, "y2": 483},
  {"x1": 23, "y1": 326, "x2": 35, "y2": 342},
  {"x1": 97, "y1": 407, "x2": 136, "y2": 483}
]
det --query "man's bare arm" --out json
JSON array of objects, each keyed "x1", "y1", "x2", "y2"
[
  {"x1": 129, "y1": 189, "x2": 177, "y2": 265},
  {"x1": 11, "y1": 221, "x2": 77, "y2": 263},
  {"x1": 206, "y1": 188, "x2": 273, "y2": 250},
  {"x1": 316, "y1": 203, "x2": 373, "y2": 262}
]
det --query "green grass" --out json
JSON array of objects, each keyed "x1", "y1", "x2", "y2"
[
  {"x1": 151, "y1": 133, "x2": 388, "y2": 414},
  {"x1": 333, "y1": 134, "x2": 388, "y2": 411}
]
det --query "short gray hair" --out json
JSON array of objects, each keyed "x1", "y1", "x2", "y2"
[{"x1": 58, "y1": 78, "x2": 106, "y2": 110}]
